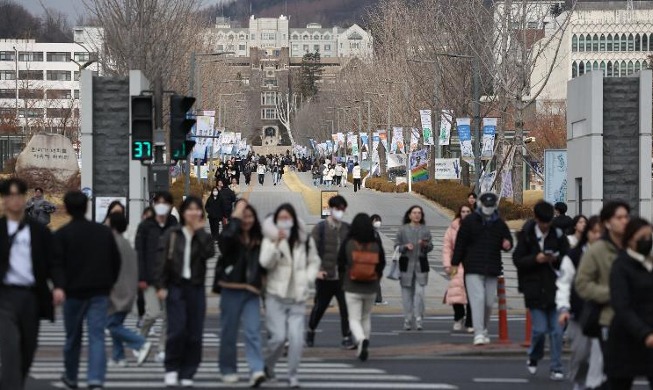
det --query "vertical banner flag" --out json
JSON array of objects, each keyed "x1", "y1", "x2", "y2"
[
  {"x1": 420, "y1": 110, "x2": 434, "y2": 145},
  {"x1": 351, "y1": 133, "x2": 359, "y2": 156},
  {"x1": 481, "y1": 118, "x2": 497, "y2": 160},
  {"x1": 331, "y1": 134, "x2": 338, "y2": 153},
  {"x1": 410, "y1": 128, "x2": 420, "y2": 152},
  {"x1": 410, "y1": 148, "x2": 429, "y2": 182},
  {"x1": 192, "y1": 115, "x2": 214, "y2": 159},
  {"x1": 456, "y1": 118, "x2": 474, "y2": 162},
  {"x1": 378, "y1": 130, "x2": 389, "y2": 152},
  {"x1": 325, "y1": 141, "x2": 333, "y2": 155},
  {"x1": 337, "y1": 132, "x2": 345, "y2": 150},
  {"x1": 439, "y1": 110, "x2": 453, "y2": 146},
  {"x1": 372, "y1": 131, "x2": 380, "y2": 163},
  {"x1": 544, "y1": 149, "x2": 568, "y2": 203},
  {"x1": 360, "y1": 133, "x2": 369, "y2": 153},
  {"x1": 346, "y1": 132, "x2": 354, "y2": 152},
  {"x1": 391, "y1": 127, "x2": 404, "y2": 154},
  {"x1": 500, "y1": 171, "x2": 513, "y2": 199}
]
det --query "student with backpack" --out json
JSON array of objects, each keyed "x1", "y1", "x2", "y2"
[{"x1": 338, "y1": 213, "x2": 385, "y2": 361}]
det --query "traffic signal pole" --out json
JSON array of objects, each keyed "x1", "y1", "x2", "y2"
[
  {"x1": 154, "y1": 76, "x2": 165, "y2": 165},
  {"x1": 186, "y1": 52, "x2": 196, "y2": 197}
]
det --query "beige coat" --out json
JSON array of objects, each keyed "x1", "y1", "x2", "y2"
[{"x1": 442, "y1": 219, "x2": 467, "y2": 305}]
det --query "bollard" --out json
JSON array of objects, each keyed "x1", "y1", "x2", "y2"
[
  {"x1": 497, "y1": 275, "x2": 510, "y2": 344},
  {"x1": 521, "y1": 311, "x2": 532, "y2": 347}
]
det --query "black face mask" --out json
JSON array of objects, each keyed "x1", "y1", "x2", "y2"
[{"x1": 635, "y1": 238, "x2": 653, "y2": 257}]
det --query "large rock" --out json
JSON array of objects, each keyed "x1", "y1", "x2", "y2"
[{"x1": 15, "y1": 133, "x2": 79, "y2": 192}]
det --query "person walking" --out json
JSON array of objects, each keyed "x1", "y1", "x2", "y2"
[
  {"x1": 205, "y1": 186, "x2": 222, "y2": 241},
  {"x1": 467, "y1": 192, "x2": 477, "y2": 210},
  {"x1": 102, "y1": 201, "x2": 125, "y2": 226},
  {"x1": 230, "y1": 177, "x2": 241, "y2": 196},
  {"x1": 395, "y1": 205, "x2": 434, "y2": 331},
  {"x1": 25, "y1": 187, "x2": 56, "y2": 226},
  {"x1": 352, "y1": 163, "x2": 362, "y2": 193},
  {"x1": 243, "y1": 161, "x2": 253, "y2": 186},
  {"x1": 451, "y1": 193, "x2": 512, "y2": 345},
  {"x1": 216, "y1": 200, "x2": 267, "y2": 387},
  {"x1": 106, "y1": 213, "x2": 152, "y2": 368},
  {"x1": 260, "y1": 204, "x2": 321, "y2": 388},
  {"x1": 323, "y1": 164, "x2": 334, "y2": 189},
  {"x1": 257, "y1": 161, "x2": 267, "y2": 185},
  {"x1": 271, "y1": 162, "x2": 281, "y2": 186},
  {"x1": 311, "y1": 163, "x2": 321, "y2": 187},
  {"x1": 552, "y1": 202, "x2": 574, "y2": 233},
  {"x1": 0, "y1": 178, "x2": 64, "y2": 390},
  {"x1": 55, "y1": 191, "x2": 121, "y2": 390},
  {"x1": 338, "y1": 213, "x2": 386, "y2": 361},
  {"x1": 218, "y1": 179, "x2": 237, "y2": 226},
  {"x1": 567, "y1": 215, "x2": 588, "y2": 249},
  {"x1": 605, "y1": 217, "x2": 653, "y2": 390},
  {"x1": 575, "y1": 201, "x2": 630, "y2": 356},
  {"x1": 135, "y1": 192, "x2": 178, "y2": 363},
  {"x1": 306, "y1": 195, "x2": 354, "y2": 348},
  {"x1": 513, "y1": 201, "x2": 570, "y2": 380},
  {"x1": 557, "y1": 216, "x2": 606, "y2": 390},
  {"x1": 371, "y1": 214, "x2": 388, "y2": 306},
  {"x1": 442, "y1": 205, "x2": 473, "y2": 332},
  {"x1": 155, "y1": 196, "x2": 215, "y2": 388},
  {"x1": 334, "y1": 163, "x2": 344, "y2": 187}
]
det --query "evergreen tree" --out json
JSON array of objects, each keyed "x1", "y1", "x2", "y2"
[{"x1": 299, "y1": 51, "x2": 324, "y2": 100}]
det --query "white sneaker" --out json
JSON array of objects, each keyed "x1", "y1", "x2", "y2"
[
  {"x1": 249, "y1": 371, "x2": 266, "y2": 388},
  {"x1": 107, "y1": 359, "x2": 128, "y2": 368},
  {"x1": 416, "y1": 317, "x2": 423, "y2": 331},
  {"x1": 473, "y1": 335, "x2": 486, "y2": 346},
  {"x1": 136, "y1": 342, "x2": 152, "y2": 366},
  {"x1": 452, "y1": 320, "x2": 464, "y2": 331},
  {"x1": 550, "y1": 371, "x2": 564, "y2": 381},
  {"x1": 154, "y1": 351, "x2": 165, "y2": 363},
  {"x1": 289, "y1": 376, "x2": 301, "y2": 388},
  {"x1": 466, "y1": 327, "x2": 475, "y2": 333},
  {"x1": 222, "y1": 374, "x2": 239, "y2": 384},
  {"x1": 180, "y1": 379, "x2": 194, "y2": 387},
  {"x1": 164, "y1": 372, "x2": 178, "y2": 387},
  {"x1": 482, "y1": 329, "x2": 490, "y2": 344}
]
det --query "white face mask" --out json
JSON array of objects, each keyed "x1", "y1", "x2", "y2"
[
  {"x1": 373, "y1": 221, "x2": 382, "y2": 229},
  {"x1": 154, "y1": 203, "x2": 171, "y2": 216},
  {"x1": 481, "y1": 205, "x2": 496, "y2": 216},
  {"x1": 331, "y1": 209, "x2": 345, "y2": 221},
  {"x1": 277, "y1": 219, "x2": 294, "y2": 235},
  {"x1": 212, "y1": 191, "x2": 218, "y2": 196}
]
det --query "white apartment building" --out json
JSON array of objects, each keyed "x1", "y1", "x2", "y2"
[
  {"x1": 211, "y1": 15, "x2": 373, "y2": 60},
  {"x1": 0, "y1": 27, "x2": 103, "y2": 135}
]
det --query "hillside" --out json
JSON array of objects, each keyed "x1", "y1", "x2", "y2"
[{"x1": 206, "y1": 0, "x2": 379, "y2": 28}]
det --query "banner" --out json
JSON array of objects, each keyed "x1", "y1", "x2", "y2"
[
  {"x1": 500, "y1": 171, "x2": 513, "y2": 199},
  {"x1": 192, "y1": 115, "x2": 215, "y2": 159},
  {"x1": 391, "y1": 127, "x2": 404, "y2": 154},
  {"x1": 372, "y1": 132, "x2": 380, "y2": 163},
  {"x1": 410, "y1": 128, "x2": 420, "y2": 152},
  {"x1": 350, "y1": 133, "x2": 359, "y2": 156},
  {"x1": 481, "y1": 118, "x2": 497, "y2": 160},
  {"x1": 387, "y1": 153, "x2": 407, "y2": 169},
  {"x1": 420, "y1": 110, "x2": 434, "y2": 145},
  {"x1": 410, "y1": 148, "x2": 429, "y2": 182},
  {"x1": 480, "y1": 171, "x2": 497, "y2": 194},
  {"x1": 439, "y1": 110, "x2": 453, "y2": 146},
  {"x1": 360, "y1": 133, "x2": 369, "y2": 153},
  {"x1": 433, "y1": 158, "x2": 461, "y2": 180},
  {"x1": 544, "y1": 149, "x2": 568, "y2": 203},
  {"x1": 456, "y1": 118, "x2": 474, "y2": 163},
  {"x1": 337, "y1": 132, "x2": 345, "y2": 150},
  {"x1": 378, "y1": 130, "x2": 388, "y2": 152}
]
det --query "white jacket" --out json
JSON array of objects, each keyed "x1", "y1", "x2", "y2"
[
  {"x1": 260, "y1": 217, "x2": 321, "y2": 302},
  {"x1": 323, "y1": 168, "x2": 335, "y2": 181},
  {"x1": 556, "y1": 247, "x2": 586, "y2": 311},
  {"x1": 352, "y1": 166, "x2": 361, "y2": 179},
  {"x1": 257, "y1": 164, "x2": 266, "y2": 175},
  {"x1": 334, "y1": 165, "x2": 344, "y2": 176}
]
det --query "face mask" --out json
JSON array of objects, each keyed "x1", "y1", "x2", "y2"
[
  {"x1": 481, "y1": 205, "x2": 496, "y2": 216},
  {"x1": 635, "y1": 238, "x2": 653, "y2": 256},
  {"x1": 212, "y1": 191, "x2": 218, "y2": 196},
  {"x1": 277, "y1": 219, "x2": 294, "y2": 235},
  {"x1": 331, "y1": 209, "x2": 345, "y2": 221},
  {"x1": 373, "y1": 221, "x2": 382, "y2": 229},
  {"x1": 154, "y1": 203, "x2": 171, "y2": 216}
]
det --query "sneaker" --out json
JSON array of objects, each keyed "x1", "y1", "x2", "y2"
[
  {"x1": 416, "y1": 317, "x2": 423, "y2": 331},
  {"x1": 60, "y1": 374, "x2": 78, "y2": 389},
  {"x1": 466, "y1": 327, "x2": 475, "y2": 333},
  {"x1": 358, "y1": 339, "x2": 369, "y2": 362},
  {"x1": 180, "y1": 379, "x2": 194, "y2": 387},
  {"x1": 305, "y1": 329, "x2": 315, "y2": 347},
  {"x1": 249, "y1": 371, "x2": 266, "y2": 388},
  {"x1": 452, "y1": 320, "x2": 464, "y2": 331},
  {"x1": 403, "y1": 319, "x2": 412, "y2": 331},
  {"x1": 374, "y1": 300, "x2": 389, "y2": 306},
  {"x1": 342, "y1": 336, "x2": 356, "y2": 350},
  {"x1": 155, "y1": 351, "x2": 165, "y2": 363},
  {"x1": 473, "y1": 335, "x2": 486, "y2": 346},
  {"x1": 550, "y1": 371, "x2": 564, "y2": 381},
  {"x1": 482, "y1": 329, "x2": 490, "y2": 344},
  {"x1": 527, "y1": 359, "x2": 538, "y2": 375},
  {"x1": 264, "y1": 365, "x2": 276, "y2": 381},
  {"x1": 164, "y1": 372, "x2": 178, "y2": 387},
  {"x1": 222, "y1": 374, "x2": 239, "y2": 384},
  {"x1": 289, "y1": 376, "x2": 301, "y2": 388},
  {"x1": 107, "y1": 359, "x2": 128, "y2": 368},
  {"x1": 136, "y1": 341, "x2": 152, "y2": 366}
]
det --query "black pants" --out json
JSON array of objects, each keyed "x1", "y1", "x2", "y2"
[
  {"x1": 208, "y1": 217, "x2": 221, "y2": 240},
  {"x1": 607, "y1": 376, "x2": 653, "y2": 390},
  {"x1": 0, "y1": 287, "x2": 40, "y2": 390},
  {"x1": 308, "y1": 279, "x2": 350, "y2": 337},
  {"x1": 375, "y1": 283, "x2": 384, "y2": 303},
  {"x1": 335, "y1": 176, "x2": 342, "y2": 186},
  {"x1": 453, "y1": 303, "x2": 473, "y2": 327},
  {"x1": 137, "y1": 290, "x2": 145, "y2": 317},
  {"x1": 165, "y1": 282, "x2": 206, "y2": 380},
  {"x1": 353, "y1": 178, "x2": 362, "y2": 192},
  {"x1": 258, "y1": 174, "x2": 265, "y2": 185},
  {"x1": 244, "y1": 174, "x2": 251, "y2": 185}
]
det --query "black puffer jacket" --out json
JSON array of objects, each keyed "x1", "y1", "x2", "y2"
[
  {"x1": 155, "y1": 226, "x2": 215, "y2": 289},
  {"x1": 451, "y1": 211, "x2": 512, "y2": 276},
  {"x1": 205, "y1": 195, "x2": 222, "y2": 219},
  {"x1": 135, "y1": 215, "x2": 178, "y2": 284},
  {"x1": 216, "y1": 218, "x2": 265, "y2": 294},
  {"x1": 512, "y1": 220, "x2": 569, "y2": 310}
]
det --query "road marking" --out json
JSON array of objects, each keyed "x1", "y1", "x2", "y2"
[{"x1": 473, "y1": 378, "x2": 529, "y2": 383}]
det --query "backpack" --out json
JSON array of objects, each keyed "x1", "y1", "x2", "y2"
[{"x1": 349, "y1": 241, "x2": 379, "y2": 282}]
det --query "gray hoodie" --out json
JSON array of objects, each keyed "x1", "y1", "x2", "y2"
[{"x1": 109, "y1": 232, "x2": 139, "y2": 314}]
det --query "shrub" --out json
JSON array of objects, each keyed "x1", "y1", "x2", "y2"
[{"x1": 170, "y1": 177, "x2": 211, "y2": 208}]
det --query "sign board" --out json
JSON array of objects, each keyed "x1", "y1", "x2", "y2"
[
  {"x1": 433, "y1": 158, "x2": 461, "y2": 180},
  {"x1": 94, "y1": 196, "x2": 127, "y2": 223},
  {"x1": 544, "y1": 149, "x2": 568, "y2": 204},
  {"x1": 321, "y1": 191, "x2": 339, "y2": 219}
]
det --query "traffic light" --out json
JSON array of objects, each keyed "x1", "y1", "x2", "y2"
[
  {"x1": 131, "y1": 95, "x2": 153, "y2": 160},
  {"x1": 169, "y1": 94, "x2": 196, "y2": 160}
]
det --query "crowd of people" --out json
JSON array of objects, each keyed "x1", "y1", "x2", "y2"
[{"x1": 1, "y1": 170, "x2": 653, "y2": 390}]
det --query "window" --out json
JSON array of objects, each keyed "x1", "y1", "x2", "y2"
[
  {"x1": 572, "y1": 62, "x2": 578, "y2": 78},
  {"x1": 239, "y1": 44, "x2": 246, "y2": 51},
  {"x1": 47, "y1": 108, "x2": 69, "y2": 118},
  {"x1": 19, "y1": 89, "x2": 44, "y2": 99},
  {"x1": 0, "y1": 51, "x2": 15, "y2": 61},
  {"x1": 314, "y1": 45, "x2": 319, "y2": 52},
  {"x1": 261, "y1": 91, "x2": 277, "y2": 105},
  {"x1": 527, "y1": 21, "x2": 538, "y2": 29},
  {"x1": 47, "y1": 89, "x2": 72, "y2": 99},
  {"x1": 261, "y1": 32, "x2": 276, "y2": 40},
  {"x1": 19, "y1": 108, "x2": 43, "y2": 118},
  {"x1": 614, "y1": 34, "x2": 620, "y2": 51},
  {"x1": 47, "y1": 70, "x2": 72, "y2": 81},
  {"x1": 0, "y1": 89, "x2": 14, "y2": 98},
  {"x1": 644, "y1": 60, "x2": 649, "y2": 70},
  {"x1": 261, "y1": 108, "x2": 277, "y2": 119},
  {"x1": 635, "y1": 34, "x2": 641, "y2": 51},
  {"x1": 228, "y1": 34, "x2": 234, "y2": 40},
  {"x1": 47, "y1": 52, "x2": 70, "y2": 62},
  {"x1": 292, "y1": 44, "x2": 299, "y2": 51},
  {"x1": 607, "y1": 34, "x2": 613, "y2": 51},
  {"x1": 18, "y1": 51, "x2": 43, "y2": 61},
  {"x1": 600, "y1": 61, "x2": 606, "y2": 76},
  {"x1": 0, "y1": 71, "x2": 15, "y2": 80},
  {"x1": 325, "y1": 44, "x2": 331, "y2": 51},
  {"x1": 627, "y1": 60, "x2": 634, "y2": 75},
  {"x1": 217, "y1": 45, "x2": 224, "y2": 51},
  {"x1": 585, "y1": 34, "x2": 591, "y2": 51},
  {"x1": 303, "y1": 44, "x2": 309, "y2": 52},
  {"x1": 579, "y1": 34, "x2": 585, "y2": 52},
  {"x1": 74, "y1": 89, "x2": 79, "y2": 99},
  {"x1": 621, "y1": 34, "x2": 627, "y2": 51},
  {"x1": 74, "y1": 71, "x2": 80, "y2": 81},
  {"x1": 263, "y1": 79, "x2": 277, "y2": 87},
  {"x1": 578, "y1": 61, "x2": 585, "y2": 75},
  {"x1": 350, "y1": 42, "x2": 360, "y2": 49},
  {"x1": 74, "y1": 52, "x2": 91, "y2": 62},
  {"x1": 303, "y1": 35, "x2": 309, "y2": 40},
  {"x1": 586, "y1": 61, "x2": 591, "y2": 73},
  {"x1": 643, "y1": 34, "x2": 649, "y2": 51},
  {"x1": 592, "y1": 34, "x2": 599, "y2": 51},
  {"x1": 635, "y1": 60, "x2": 641, "y2": 73},
  {"x1": 628, "y1": 34, "x2": 635, "y2": 51},
  {"x1": 607, "y1": 61, "x2": 613, "y2": 77},
  {"x1": 600, "y1": 34, "x2": 606, "y2": 51},
  {"x1": 239, "y1": 34, "x2": 245, "y2": 40},
  {"x1": 614, "y1": 61, "x2": 620, "y2": 76},
  {"x1": 0, "y1": 108, "x2": 13, "y2": 116},
  {"x1": 572, "y1": 34, "x2": 578, "y2": 52},
  {"x1": 227, "y1": 45, "x2": 235, "y2": 51},
  {"x1": 292, "y1": 34, "x2": 298, "y2": 40},
  {"x1": 19, "y1": 70, "x2": 42, "y2": 80}
]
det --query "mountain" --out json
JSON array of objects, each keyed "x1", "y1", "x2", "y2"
[{"x1": 205, "y1": 0, "x2": 379, "y2": 28}]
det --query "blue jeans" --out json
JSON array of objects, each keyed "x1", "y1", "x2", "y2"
[
  {"x1": 312, "y1": 178, "x2": 320, "y2": 187},
  {"x1": 219, "y1": 288, "x2": 264, "y2": 375},
  {"x1": 528, "y1": 307, "x2": 563, "y2": 372},
  {"x1": 107, "y1": 311, "x2": 146, "y2": 361},
  {"x1": 63, "y1": 295, "x2": 109, "y2": 386}
]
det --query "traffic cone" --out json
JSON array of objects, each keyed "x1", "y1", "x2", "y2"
[
  {"x1": 521, "y1": 311, "x2": 532, "y2": 347},
  {"x1": 497, "y1": 276, "x2": 510, "y2": 344}
]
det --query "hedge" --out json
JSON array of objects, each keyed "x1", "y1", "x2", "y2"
[
  {"x1": 367, "y1": 178, "x2": 533, "y2": 220},
  {"x1": 170, "y1": 177, "x2": 213, "y2": 207}
]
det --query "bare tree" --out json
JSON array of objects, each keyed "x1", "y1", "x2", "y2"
[{"x1": 275, "y1": 92, "x2": 298, "y2": 146}]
